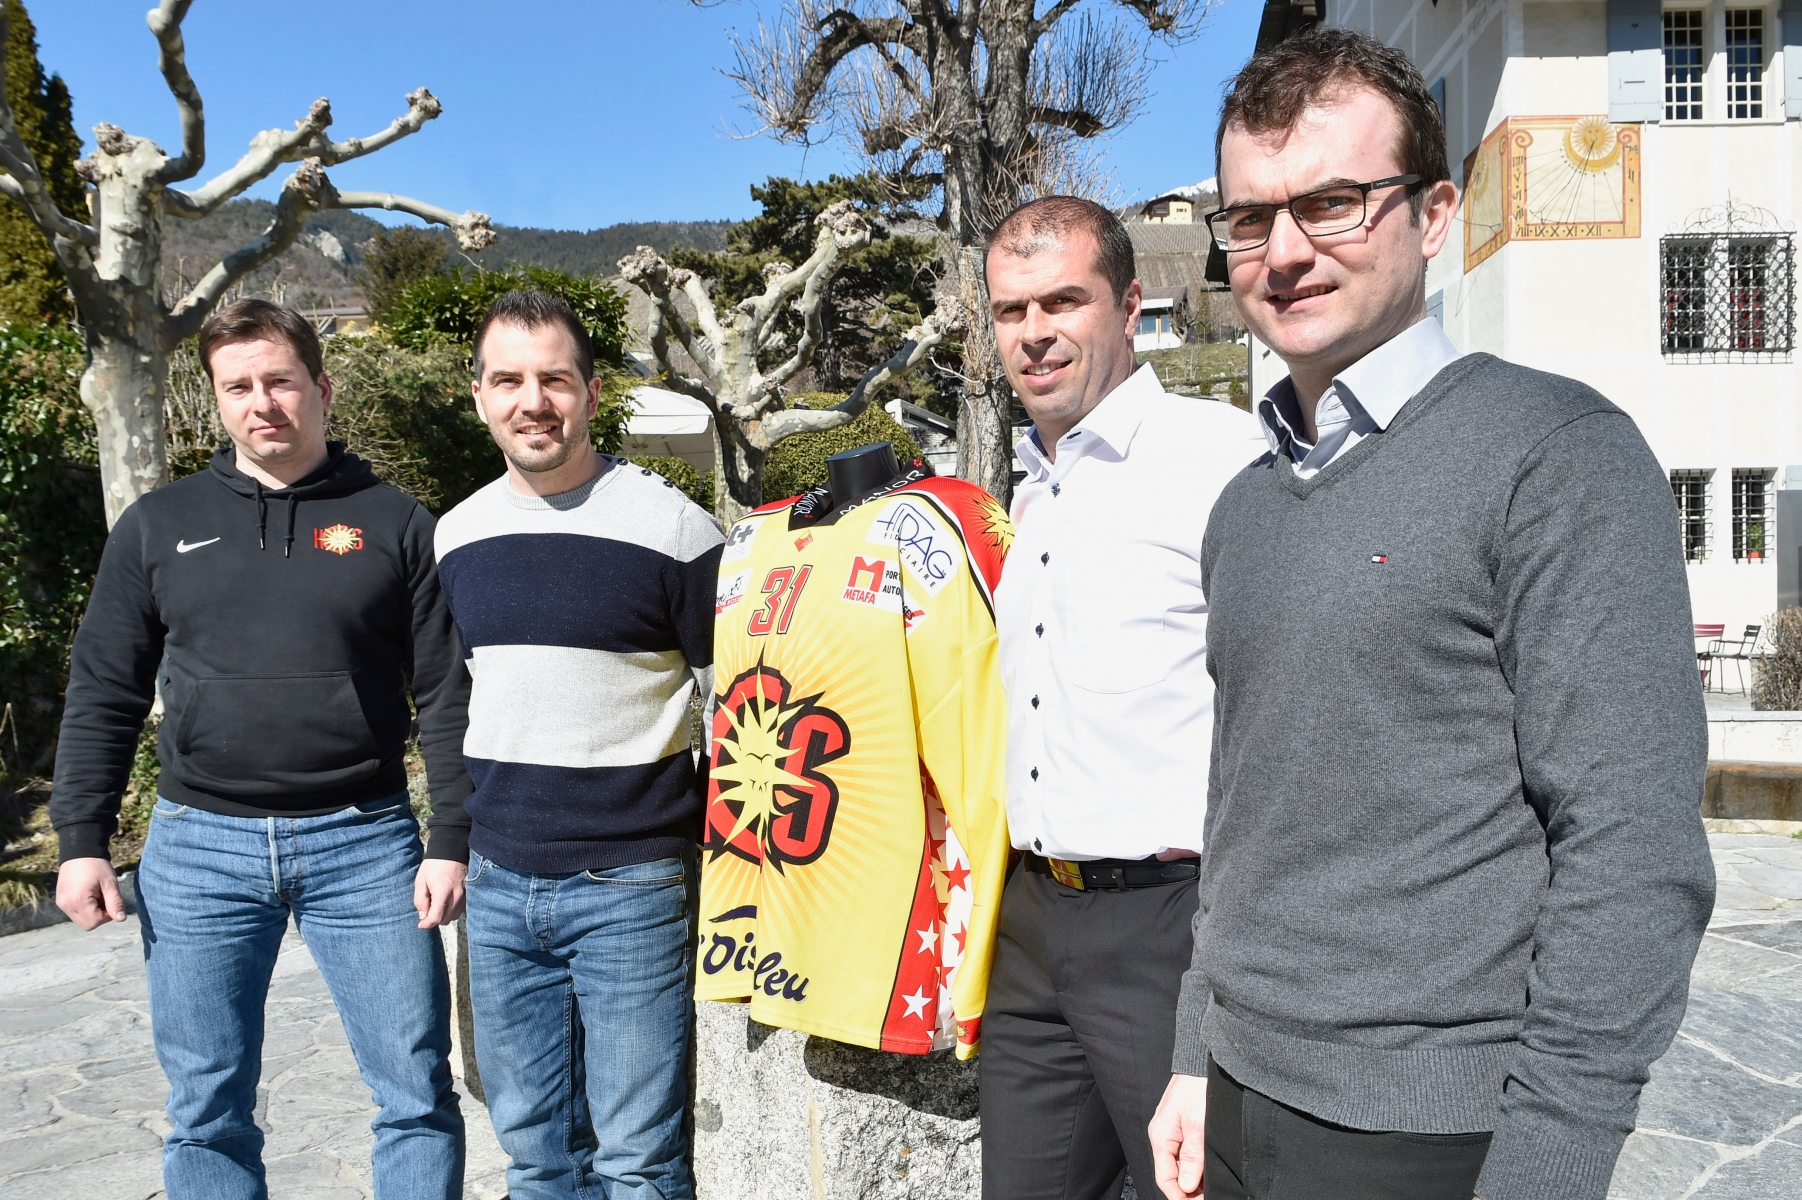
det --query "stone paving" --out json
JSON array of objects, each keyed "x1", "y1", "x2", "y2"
[
  {"x1": 0, "y1": 834, "x2": 1796, "y2": 1200},
  {"x1": 0, "y1": 920, "x2": 508, "y2": 1199}
]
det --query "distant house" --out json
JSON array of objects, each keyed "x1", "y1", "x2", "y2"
[
  {"x1": 1135, "y1": 285, "x2": 1192, "y2": 350},
  {"x1": 1142, "y1": 194, "x2": 1198, "y2": 224},
  {"x1": 298, "y1": 307, "x2": 371, "y2": 335}
]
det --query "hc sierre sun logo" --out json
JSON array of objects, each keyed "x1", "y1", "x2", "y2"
[
  {"x1": 313, "y1": 524, "x2": 364, "y2": 555},
  {"x1": 706, "y1": 663, "x2": 850, "y2": 871}
]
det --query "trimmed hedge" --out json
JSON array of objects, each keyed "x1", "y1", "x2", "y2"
[{"x1": 629, "y1": 454, "x2": 713, "y2": 513}]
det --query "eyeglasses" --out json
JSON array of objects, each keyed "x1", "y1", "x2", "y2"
[{"x1": 1205, "y1": 175, "x2": 1425, "y2": 252}]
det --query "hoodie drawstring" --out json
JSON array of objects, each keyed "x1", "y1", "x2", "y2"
[
  {"x1": 284, "y1": 495, "x2": 297, "y2": 558},
  {"x1": 255, "y1": 481, "x2": 267, "y2": 551}
]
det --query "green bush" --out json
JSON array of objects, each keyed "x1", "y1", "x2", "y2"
[
  {"x1": 628, "y1": 455, "x2": 713, "y2": 513},
  {"x1": 761, "y1": 393, "x2": 924, "y2": 505},
  {"x1": 0, "y1": 323, "x2": 105, "y2": 776},
  {"x1": 383, "y1": 263, "x2": 631, "y2": 371}
]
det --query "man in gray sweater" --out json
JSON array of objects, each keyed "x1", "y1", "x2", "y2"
[{"x1": 1147, "y1": 28, "x2": 1714, "y2": 1200}]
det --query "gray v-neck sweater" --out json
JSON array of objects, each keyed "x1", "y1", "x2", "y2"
[{"x1": 1178, "y1": 353, "x2": 1714, "y2": 1200}]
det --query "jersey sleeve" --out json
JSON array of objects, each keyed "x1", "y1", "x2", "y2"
[{"x1": 903, "y1": 481, "x2": 1014, "y2": 1058}]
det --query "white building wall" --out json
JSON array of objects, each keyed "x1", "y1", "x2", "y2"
[{"x1": 1322, "y1": 0, "x2": 1802, "y2": 639}]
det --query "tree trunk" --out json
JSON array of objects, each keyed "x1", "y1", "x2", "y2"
[
  {"x1": 947, "y1": 245, "x2": 1014, "y2": 506},
  {"x1": 81, "y1": 331, "x2": 170, "y2": 528},
  {"x1": 715, "y1": 415, "x2": 771, "y2": 527}
]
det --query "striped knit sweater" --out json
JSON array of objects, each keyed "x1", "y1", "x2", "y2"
[{"x1": 435, "y1": 457, "x2": 724, "y2": 873}]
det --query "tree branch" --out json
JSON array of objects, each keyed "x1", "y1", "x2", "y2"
[
  {"x1": 619, "y1": 246, "x2": 726, "y2": 391},
  {"x1": 1031, "y1": 106, "x2": 1108, "y2": 137},
  {"x1": 750, "y1": 199, "x2": 871, "y2": 328},
  {"x1": 170, "y1": 88, "x2": 443, "y2": 217},
  {"x1": 1030, "y1": 0, "x2": 1086, "y2": 37},
  {"x1": 1107, "y1": 0, "x2": 1213, "y2": 39},
  {"x1": 331, "y1": 191, "x2": 496, "y2": 251},
  {"x1": 762, "y1": 311, "x2": 951, "y2": 442},
  {"x1": 165, "y1": 160, "x2": 495, "y2": 344},
  {"x1": 0, "y1": 7, "x2": 98, "y2": 248},
  {"x1": 149, "y1": 0, "x2": 206, "y2": 183}
]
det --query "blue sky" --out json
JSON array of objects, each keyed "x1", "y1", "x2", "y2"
[{"x1": 30, "y1": 0, "x2": 1262, "y2": 231}]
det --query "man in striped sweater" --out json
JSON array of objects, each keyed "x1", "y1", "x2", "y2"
[{"x1": 436, "y1": 290, "x2": 723, "y2": 1200}]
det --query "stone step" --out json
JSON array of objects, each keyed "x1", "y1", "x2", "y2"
[{"x1": 1704, "y1": 760, "x2": 1802, "y2": 822}]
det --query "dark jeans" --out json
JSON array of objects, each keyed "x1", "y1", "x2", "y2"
[
  {"x1": 980, "y1": 859, "x2": 1198, "y2": 1200},
  {"x1": 1204, "y1": 1058, "x2": 1491, "y2": 1200}
]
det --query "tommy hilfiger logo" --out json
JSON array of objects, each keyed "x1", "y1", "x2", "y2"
[
  {"x1": 1371, "y1": 554, "x2": 1388, "y2": 564},
  {"x1": 314, "y1": 525, "x2": 364, "y2": 555}
]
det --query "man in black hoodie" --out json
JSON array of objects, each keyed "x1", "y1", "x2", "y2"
[{"x1": 51, "y1": 299, "x2": 472, "y2": 1200}]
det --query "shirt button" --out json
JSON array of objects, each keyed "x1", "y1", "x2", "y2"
[
  {"x1": 1031, "y1": 768, "x2": 1039, "y2": 781},
  {"x1": 1031, "y1": 695, "x2": 1039, "y2": 708},
  {"x1": 1040, "y1": 552, "x2": 1049, "y2": 565},
  {"x1": 1035, "y1": 624, "x2": 1044, "y2": 637}
]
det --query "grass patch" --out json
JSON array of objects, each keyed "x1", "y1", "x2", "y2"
[{"x1": 1137, "y1": 342, "x2": 1250, "y2": 409}]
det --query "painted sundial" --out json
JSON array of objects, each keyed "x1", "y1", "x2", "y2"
[{"x1": 1463, "y1": 115, "x2": 1641, "y2": 271}]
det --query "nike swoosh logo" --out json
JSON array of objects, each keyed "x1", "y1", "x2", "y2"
[{"x1": 176, "y1": 538, "x2": 221, "y2": 553}]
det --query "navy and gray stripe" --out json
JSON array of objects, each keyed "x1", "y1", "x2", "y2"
[{"x1": 436, "y1": 460, "x2": 724, "y2": 873}]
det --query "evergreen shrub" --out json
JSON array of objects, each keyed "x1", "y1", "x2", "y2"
[{"x1": 0, "y1": 324, "x2": 104, "y2": 775}]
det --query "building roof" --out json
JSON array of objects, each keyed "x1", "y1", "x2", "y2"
[
  {"x1": 1141, "y1": 285, "x2": 1190, "y2": 309},
  {"x1": 1256, "y1": 0, "x2": 1321, "y2": 51}
]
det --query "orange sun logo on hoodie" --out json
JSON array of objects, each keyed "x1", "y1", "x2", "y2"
[{"x1": 314, "y1": 524, "x2": 364, "y2": 555}]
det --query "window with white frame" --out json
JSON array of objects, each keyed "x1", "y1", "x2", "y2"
[
  {"x1": 1731, "y1": 468, "x2": 1776, "y2": 561},
  {"x1": 1724, "y1": 8, "x2": 1766, "y2": 118},
  {"x1": 1671, "y1": 470, "x2": 1713, "y2": 561},
  {"x1": 1665, "y1": 9, "x2": 1707, "y2": 120}
]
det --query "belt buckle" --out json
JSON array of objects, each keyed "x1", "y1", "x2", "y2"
[{"x1": 1047, "y1": 857, "x2": 1086, "y2": 891}]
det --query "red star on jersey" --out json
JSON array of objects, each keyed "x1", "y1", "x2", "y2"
[
  {"x1": 944, "y1": 863, "x2": 970, "y2": 893},
  {"x1": 954, "y1": 928, "x2": 967, "y2": 955}
]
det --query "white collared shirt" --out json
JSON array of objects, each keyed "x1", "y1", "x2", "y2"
[
  {"x1": 1257, "y1": 317, "x2": 1463, "y2": 477},
  {"x1": 995, "y1": 364, "x2": 1266, "y2": 860}
]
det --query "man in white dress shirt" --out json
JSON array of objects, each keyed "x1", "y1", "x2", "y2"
[{"x1": 980, "y1": 196, "x2": 1264, "y2": 1200}]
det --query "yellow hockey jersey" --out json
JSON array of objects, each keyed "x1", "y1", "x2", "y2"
[{"x1": 698, "y1": 472, "x2": 1012, "y2": 1059}]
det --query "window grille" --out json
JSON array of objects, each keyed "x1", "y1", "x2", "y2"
[
  {"x1": 1665, "y1": 9, "x2": 1706, "y2": 121},
  {"x1": 1731, "y1": 468, "x2": 1776, "y2": 561},
  {"x1": 1725, "y1": 9, "x2": 1765, "y2": 119},
  {"x1": 1671, "y1": 470, "x2": 1713, "y2": 561},
  {"x1": 1660, "y1": 234, "x2": 1796, "y2": 359}
]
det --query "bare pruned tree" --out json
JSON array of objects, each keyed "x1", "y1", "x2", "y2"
[
  {"x1": 0, "y1": 0, "x2": 496, "y2": 527},
  {"x1": 620, "y1": 200, "x2": 952, "y2": 524},
  {"x1": 718, "y1": 0, "x2": 1209, "y2": 503}
]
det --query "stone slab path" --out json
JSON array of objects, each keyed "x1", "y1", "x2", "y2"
[
  {"x1": 0, "y1": 920, "x2": 509, "y2": 1199},
  {"x1": 0, "y1": 833, "x2": 1796, "y2": 1200}
]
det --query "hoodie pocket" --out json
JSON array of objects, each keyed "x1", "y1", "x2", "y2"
[{"x1": 173, "y1": 671, "x2": 382, "y2": 794}]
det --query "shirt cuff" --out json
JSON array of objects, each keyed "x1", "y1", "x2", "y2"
[
  {"x1": 423, "y1": 822, "x2": 470, "y2": 863},
  {"x1": 1473, "y1": 1109, "x2": 1628, "y2": 1200},
  {"x1": 56, "y1": 822, "x2": 112, "y2": 864}
]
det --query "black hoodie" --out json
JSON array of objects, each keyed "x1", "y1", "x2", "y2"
[{"x1": 51, "y1": 444, "x2": 473, "y2": 861}]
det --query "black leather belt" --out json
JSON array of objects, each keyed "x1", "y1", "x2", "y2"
[{"x1": 1026, "y1": 853, "x2": 1199, "y2": 892}]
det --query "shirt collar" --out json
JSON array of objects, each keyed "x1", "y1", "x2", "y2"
[
  {"x1": 1015, "y1": 363, "x2": 1163, "y2": 478},
  {"x1": 1256, "y1": 318, "x2": 1462, "y2": 457}
]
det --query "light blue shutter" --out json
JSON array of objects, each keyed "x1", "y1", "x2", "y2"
[
  {"x1": 1609, "y1": 0, "x2": 1663, "y2": 122},
  {"x1": 1785, "y1": 0, "x2": 1802, "y2": 118}
]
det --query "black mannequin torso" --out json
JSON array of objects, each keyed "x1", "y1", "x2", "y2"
[
  {"x1": 789, "y1": 441, "x2": 920, "y2": 528},
  {"x1": 827, "y1": 442, "x2": 902, "y2": 509}
]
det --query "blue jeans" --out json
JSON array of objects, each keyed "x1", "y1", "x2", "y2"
[
  {"x1": 464, "y1": 848, "x2": 697, "y2": 1200},
  {"x1": 135, "y1": 795, "x2": 464, "y2": 1200}
]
